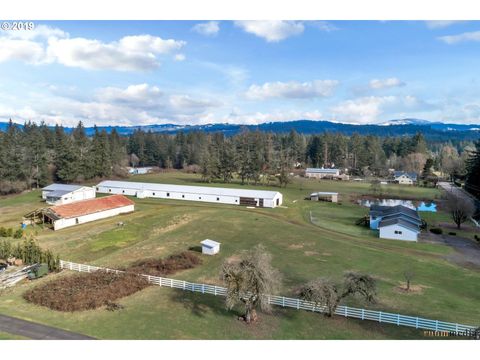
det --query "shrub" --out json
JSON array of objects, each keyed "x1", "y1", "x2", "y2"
[
  {"x1": 127, "y1": 251, "x2": 202, "y2": 276},
  {"x1": 475, "y1": 235, "x2": 480, "y2": 243},
  {"x1": 429, "y1": 228, "x2": 443, "y2": 235},
  {"x1": 0, "y1": 180, "x2": 28, "y2": 195},
  {"x1": 23, "y1": 271, "x2": 150, "y2": 312},
  {"x1": 448, "y1": 232, "x2": 457, "y2": 236},
  {"x1": 13, "y1": 229, "x2": 23, "y2": 239},
  {"x1": 0, "y1": 227, "x2": 6, "y2": 237}
]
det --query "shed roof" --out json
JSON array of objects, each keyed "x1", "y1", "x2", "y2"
[
  {"x1": 305, "y1": 168, "x2": 339, "y2": 173},
  {"x1": 201, "y1": 239, "x2": 220, "y2": 248},
  {"x1": 310, "y1": 192, "x2": 338, "y2": 196},
  {"x1": 48, "y1": 195, "x2": 134, "y2": 219},
  {"x1": 370, "y1": 204, "x2": 420, "y2": 220},
  {"x1": 42, "y1": 184, "x2": 86, "y2": 192},
  {"x1": 97, "y1": 180, "x2": 281, "y2": 199}
]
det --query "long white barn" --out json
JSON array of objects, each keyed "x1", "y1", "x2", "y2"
[{"x1": 96, "y1": 180, "x2": 283, "y2": 208}]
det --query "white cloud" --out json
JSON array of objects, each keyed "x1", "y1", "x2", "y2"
[
  {"x1": 174, "y1": 53, "x2": 186, "y2": 61},
  {"x1": 47, "y1": 35, "x2": 186, "y2": 71},
  {"x1": 0, "y1": 38, "x2": 45, "y2": 64},
  {"x1": 246, "y1": 80, "x2": 338, "y2": 100},
  {"x1": 224, "y1": 109, "x2": 324, "y2": 125},
  {"x1": 169, "y1": 94, "x2": 221, "y2": 112},
  {"x1": 369, "y1": 77, "x2": 405, "y2": 89},
  {"x1": 96, "y1": 84, "x2": 163, "y2": 107},
  {"x1": 192, "y1": 21, "x2": 220, "y2": 36},
  {"x1": 307, "y1": 21, "x2": 338, "y2": 32},
  {"x1": 438, "y1": 30, "x2": 480, "y2": 44},
  {"x1": 3, "y1": 24, "x2": 67, "y2": 40},
  {"x1": 234, "y1": 20, "x2": 304, "y2": 42},
  {"x1": 425, "y1": 21, "x2": 467, "y2": 29},
  {"x1": 330, "y1": 95, "x2": 436, "y2": 124},
  {"x1": 0, "y1": 26, "x2": 186, "y2": 71}
]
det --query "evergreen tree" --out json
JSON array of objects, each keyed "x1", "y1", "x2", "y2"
[{"x1": 465, "y1": 140, "x2": 480, "y2": 199}]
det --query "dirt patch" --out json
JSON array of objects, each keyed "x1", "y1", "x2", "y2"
[
  {"x1": 304, "y1": 251, "x2": 319, "y2": 256},
  {"x1": 127, "y1": 251, "x2": 201, "y2": 277},
  {"x1": 23, "y1": 271, "x2": 150, "y2": 312},
  {"x1": 151, "y1": 214, "x2": 193, "y2": 236},
  {"x1": 321, "y1": 252, "x2": 332, "y2": 256},
  {"x1": 288, "y1": 243, "x2": 304, "y2": 249},
  {"x1": 393, "y1": 282, "x2": 429, "y2": 294}
]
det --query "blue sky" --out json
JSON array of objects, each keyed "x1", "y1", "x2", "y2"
[{"x1": 1, "y1": 20, "x2": 480, "y2": 126}]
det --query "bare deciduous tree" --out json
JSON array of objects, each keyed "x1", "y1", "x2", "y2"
[
  {"x1": 221, "y1": 244, "x2": 281, "y2": 324},
  {"x1": 445, "y1": 192, "x2": 475, "y2": 229},
  {"x1": 403, "y1": 270, "x2": 415, "y2": 292},
  {"x1": 299, "y1": 272, "x2": 377, "y2": 317},
  {"x1": 298, "y1": 278, "x2": 339, "y2": 316}
]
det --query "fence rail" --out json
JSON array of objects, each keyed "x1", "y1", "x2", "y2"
[{"x1": 59, "y1": 260, "x2": 477, "y2": 336}]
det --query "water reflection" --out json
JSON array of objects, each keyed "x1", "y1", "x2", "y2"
[{"x1": 358, "y1": 199, "x2": 437, "y2": 212}]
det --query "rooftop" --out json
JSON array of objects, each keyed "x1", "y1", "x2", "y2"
[
  {"x1": 48, "y1": 195, "x2": 134, "y2": 219},
  {"x1": 379, "y1": 218, "x2": 421, "y2": 232},
  {"x1": 97, "y1": 180, "x2": 282, "y2": 199},
  {"x1": 394, "y1": 171, "x2": 418, "y2": 180},
  {"x1": 201, "y1": 239, "x2": 221, "y2": 248},
  {"x1": 305, "y1": 168, "x2": 339, "y2": 173},
  {"x1": 43, "y1": 183, "x2": 86, "y2": 192}
]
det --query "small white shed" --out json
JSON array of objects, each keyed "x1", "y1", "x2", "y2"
[{"x1": 201, "y1": 239, "x2": 221, "y2": 255}]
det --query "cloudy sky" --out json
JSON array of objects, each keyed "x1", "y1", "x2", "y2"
[{"x1": 1, "y1": 20, "x2": 480, "y2": 126}]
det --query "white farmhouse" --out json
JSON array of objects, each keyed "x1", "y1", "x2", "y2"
[
  {"x1": 95, "y1": 180, "x2": 283, "y2": 208},
  {"x1": 42, "y1": 184, "x2": 96, "y2": 205},
  {"x1": 201, "y1": 239, "x2": 221, "y2": 255},
  {"x1": 42, "y1": 195, "x2": 134, "y2": 231},
  {"x1": 305, "y1": 168, "x2": 340, "y2": 179},
  {"x1": 393, "y1": 171, "x2": 417, "y2": 185}
]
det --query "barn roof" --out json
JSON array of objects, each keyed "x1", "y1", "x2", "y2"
[
  {"x1": 48, "y1": 195, "x2": 134, "y2": 219},
  {"x1": 42, "y1": 183, "x2": 86, "y2": 192},
  {"x1": 305, "y1": 168, "x2": 339, "y2": 173},
  {"x1": 96, "y1": 180, "x2": 282, "y2": 200}
]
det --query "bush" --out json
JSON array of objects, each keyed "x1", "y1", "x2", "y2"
[
  {"x1": 23, "y1": 271, "x2": 150, "y2": 312},
  {"x1": 475, "y1": 235, "x2": 480, "y2": 243},
  {"x1": 127, "y1": 251, "x2": 202, "y2": 276},
  {"x1": 448, "y1": 232, "x2": 457, "y2": 236},
  {"x1": 13, "y1": 229, "x2": 23, "y2": 239},
  {"x1": 0, "y1": 227, "x2": 6, "y2": 237},
  {"x1": 430, "y1": 228, "x2": 443, "y2": 235},
  {"x1": 0, "y1": 180, "x2": 28, "y2": 195}
]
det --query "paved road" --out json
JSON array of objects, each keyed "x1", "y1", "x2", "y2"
[
  {"x1": 0, "y1": 314, "x2": 95, "y2": 340},
  {"x1": 438, "y1": 181, "x2": 478, "y2": 204}
]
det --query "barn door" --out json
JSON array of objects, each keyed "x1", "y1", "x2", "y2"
[{"x1": 239, "y1": 197, "x2": 256, "y2": 206}]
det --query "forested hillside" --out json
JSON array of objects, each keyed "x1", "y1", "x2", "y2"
[{"x1": 0, "y1": 120, "x2": 478, "y2": 195}]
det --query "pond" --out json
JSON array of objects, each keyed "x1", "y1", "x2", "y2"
[{"x1": 358, "y1": 199, "x2": 437, "y2": 212}]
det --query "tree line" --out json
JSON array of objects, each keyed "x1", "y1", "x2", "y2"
[{"x1": 0, "y1": 119, "x2": 478, "y2": 195}]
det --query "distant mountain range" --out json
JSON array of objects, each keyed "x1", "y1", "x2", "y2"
[{"x1": 1, "y1": 119, "x2": 479, "y2": 141}]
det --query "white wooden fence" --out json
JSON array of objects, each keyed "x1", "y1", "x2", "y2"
[{"x1": 59, "y1": 260, "x2": 478, "y2": 336}]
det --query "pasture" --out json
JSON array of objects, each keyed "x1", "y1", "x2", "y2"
[{"x1": 0, "y1": 172, "x2": 478, "y2": 339}]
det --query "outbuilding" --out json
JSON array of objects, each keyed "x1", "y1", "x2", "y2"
[
  {"x1": 42, "y1": 195, "x2": 134, "y2": 230},
  {"x1": 378, "y1": 218, "x2": 420, "y2": 242},
  {"x1": 42, "y1": 184, "x2": 96, "y2": 205},
  {"x1": 369, "y1": 204, "x2": 422, "y2": 241},
  {"x1": 201, "y1": 239, "x2": 221, "y2": 255},
  {"x1": 96, "y1": 180, "x2": 283, "y2": 208},
  {"x1": 310, "y1": 192, "x2": 338, "y2": 203},
  {"x1": 305, "y1": 168, "x2": 340, "y2": 179}
]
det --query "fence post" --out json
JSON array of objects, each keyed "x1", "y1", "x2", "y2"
[
  {"x1": 455, "y1": 323, "x2": 458, "y2": 333},
  {"x1": 362, "y1": 309, "x2": 365, "y2": 320},
  {"x1": 183, "y1": 281, "x2": 186, "y2": 290},
  {"x1": 282, "y1": 297, "x2": 285, "y2": 307},
  {"x1": 435, "y1": 320, "x2": 439, "y2": 331},
  {"x1": 397, "y1": 314, "x2": 400, "y2": 326},
  {"x1": 214, "y1": 286, "x2": 217, "y2": 296},
  {"x1": 379, "y1": 311, "x2": 382, "y2": 323},
  {"x1": 297, "y1": 299, "x2": 300, "y2": 309},
  {"x1": 415, "y1": 317, "x2": 419, "y2": 329},
  {"x1": 202, "y1": 284, "x2": 205, "y2": 294},
  {"x1": 345, "y1": 307, "x2": 348, "y2": 317}
]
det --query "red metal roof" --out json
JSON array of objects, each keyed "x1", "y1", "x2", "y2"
[{"x1": 50, "y1": 195, "x2": 134, "y2": 219}]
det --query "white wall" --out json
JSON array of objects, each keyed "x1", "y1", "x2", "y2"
[
  {"x1": 44, "y1": 187, "x2": 96, "y2": 205},
  {"x1": 202, "y1": 245, "x2": 220, "y2": 255},
  {"x1": 53, "y1": 204, "x2": 134, "y2": 230},
  {"x1": 379, "y1": 224, "x2": 418, "y2": 241},
  {"x1": 396, "y1": 176, "x2": 413, "y2": 185},
  {"x1": 96, "y1": 185, "x2": 282, "y2": 208}
]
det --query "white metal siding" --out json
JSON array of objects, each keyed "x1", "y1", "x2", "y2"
[
  {"x1": 53, "y1": 204, "x2": 134, "y2": 230},
  {"x1": 379, "y1": 224, "x2": 418, "y2": 241}
]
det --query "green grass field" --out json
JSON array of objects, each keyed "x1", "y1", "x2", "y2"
[{"x1": 0, "y1": 172, "x2": 478, "y2": 339}]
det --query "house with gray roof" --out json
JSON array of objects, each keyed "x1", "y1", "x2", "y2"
[
  {"x1": 369, "y1": 204, "x2": 421, "y2": 241},
  {"x1": 393, "y1": 171, "x2": 418, "y2": 185},
  {"x1": 42, "y1": 184, "x2": 96, "y2": 205}
]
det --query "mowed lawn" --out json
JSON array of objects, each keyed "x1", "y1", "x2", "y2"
[{"x1": 0, "y1": 172, "x2": 478, "y2": 339}]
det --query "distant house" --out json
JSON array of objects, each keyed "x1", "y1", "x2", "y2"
[
  {"x1": 127, "y1": 167, "x2": 153, "y2": 175},
  {"x1": 305, "y1": 168, "x2": 340, "y2": 179},
  {"x1": 201, "y1": 239, "x2": 221, "y2": 255},
  {"x1": 393, "y1": 171, "x2": 417, "y2": 185},
  {"x1": 310, "y1": 192, "x2": 338, "y2": 203},
  {"x1": 42, "y1": 195, "x2": 134, "y2": 230},
  {"x1": 369, "y1": 205, "x2": 421, "y2": 241},
  {"x1": 42, "y1": 184, "x2": 96, "y2": 205}
]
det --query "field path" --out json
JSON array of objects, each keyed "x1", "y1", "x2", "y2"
[{"x1": 0, "y1": 314, "x2": 95, "y2": 340}]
